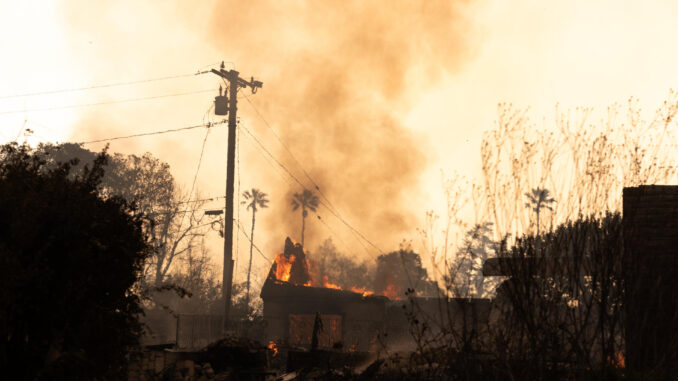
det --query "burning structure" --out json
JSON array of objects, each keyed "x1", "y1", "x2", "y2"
[
  {"x1": 261, "y1": 238, "x2": 388, "y2": 351},
  {"x1": 260, "y1": 238, "x2": 491, "y2": 353}
]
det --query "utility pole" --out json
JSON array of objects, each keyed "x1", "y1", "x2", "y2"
[{"x1": 211, "y1": 62, "x2": 262, "y2": 333}]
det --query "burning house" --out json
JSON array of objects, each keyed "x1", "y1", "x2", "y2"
[
  {"x1": 261, "y1": 238, "x2": 388, "y2": 352},
  {"x1": 260, "y1": 238, "x2": 491, "y2": 353}
]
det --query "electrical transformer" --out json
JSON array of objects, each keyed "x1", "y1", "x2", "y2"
[{"x1": 215, "y1": 95, "x2": 228, "y2": 116}]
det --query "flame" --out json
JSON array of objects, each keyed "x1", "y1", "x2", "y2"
[
  {"x1": 348, "y1": 286, "x2": 374, "y2": 297},
  {"x1": 273, "y1": 253, "x2": 295, "y2": 282},
  {"x1": 266, "y1": 238, "x2": 401, "y2": 299},
  {"x1": 323, "y1": 275, "x2": 342, "y2": 290},
  {"x1": 381, "y1": 283, "x2": 401, "y2": 299},
  {"x1": 608, "y1": 350, "x2": 625, "y2": 368},
  {"x1": 267, "y1": 341, "x2": 278, "y2": 357}
]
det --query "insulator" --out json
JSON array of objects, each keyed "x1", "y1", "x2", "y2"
[{"x1": 215, "y1": 95, "x2": 228, "y2": 115}]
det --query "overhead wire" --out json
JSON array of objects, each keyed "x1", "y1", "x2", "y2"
[
  {"x1": 241, "y1": 94, "x2": 385, "y2": 255},
  {"x1": 239, "y1": 121, "x2": 383, "y2": 258},
  {"x1": 235, "y1": 220, "x2": 271, "y2": 262},
  {"x1": 238, "y1": 124, "x2": 295, "y2": 187},
  {"x1": 78, "y1": 120, "x2": 226, "y2": 145},
  {"x1": 0, "y1": 89, "x2": 215, "y2": 116},
  {"x1": 314, "y1": 213, "x2": 367, "y2": 257},
  {"x1": 175, "y1": 107, "x2": 214, "y2": 234},
  {"x1": 0, "y1": 70, "x2": 211, "y2": 99},
  {"x1": 242, "y1": 93, "x2": 342, "y2": 216}
]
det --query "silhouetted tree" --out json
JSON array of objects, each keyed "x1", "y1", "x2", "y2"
[
  {"x1": 524, "y1": 187, "x2": 556, "y2": 234},
  {"x1": 0, "y1": 143, "x2": 151, "y2": 380},
  {"x1": 241, "y1": 188, "x2": 269, "y2": 307},
  {"x1": 450, "y1": 222, "x2": 496, "y2": 298},
  {"x1": 291, "y1": 189, "x2": 319, "y2": 247},
  {"x1": 41, "y1": 143, "x2": 208, "y2": 287},
  {"x1": 375, "y1": 245, "x2": 440, "y2": 298},
  {"x1": 312, "y1": 238, "x2": 372, "y2": 290}
]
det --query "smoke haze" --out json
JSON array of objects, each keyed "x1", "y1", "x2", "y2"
[{"x1": 206, "y1": 1, "x2": 480, "y2": 255}]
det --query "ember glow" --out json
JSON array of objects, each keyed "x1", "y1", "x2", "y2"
[
  {"x1": 267, "y1": 341, "x2": 278, "y2": 357},
  {"x1": 322, "y1": 276, "x2": 341, "y2": 290},
  {"x1": 381, "y1": 284, "x2": 402, "y2": 300}
]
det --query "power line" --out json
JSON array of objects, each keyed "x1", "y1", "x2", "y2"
[
  {"x1": 0, "y1": 89, "x2": 214, "y2": 116},
  {"x1": 238, "y1": 124, "x2": 295, "y2": 187},
  {"x1": 242, "y1": 93, "x2": 342, "y2": 215},
  {"x1": 239, "y1": 124, "x2": 307, "y2": 188},
  {"x1": 176, "y1": 114, "x2": 214, "y2": 234},
  {"x1": 315, "y1": 213, "x2": 369, "y2": 257},
  {"x1": 174, "y1": 195, "x2": 226, "y2": 205},
  {"x1": 235, "y1": 220, "x2": 271, "y2": 262},
  {"x1": 0, "y1": 70, "x2": 211, "y2": 99},
  {"x1": 239, "y1": 122, "x2": 383, "y2": 257},
  {"x1": 241, "y1": 94, "x2": 383, "y2": 255},
  {"x1": 77, "y1": 120, "x2": 226, "y2": 145}
]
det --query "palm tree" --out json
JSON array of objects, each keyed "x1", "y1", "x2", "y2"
[
  {"x1": 524, "y1": 187, "x2": 556, "y2": 235},
  {"x1": 291, "y1": 189, "x2": 319, "y2": 247},
  {"x1": 241, "y1": 188, "x2": 269, "y2": 306}
]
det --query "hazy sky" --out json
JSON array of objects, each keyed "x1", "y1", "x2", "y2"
[{"x1": 2, "y1": 1, "x2": 678, "y2": 287}]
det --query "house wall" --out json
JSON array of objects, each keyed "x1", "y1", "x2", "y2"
[
  {"x1": 623, "y1": 185, "x2": 678, "y2": 375},
  {"x1": 262, "y1": 291, "x2": 386, "y2": 352}
]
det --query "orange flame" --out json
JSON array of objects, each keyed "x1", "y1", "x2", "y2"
[
  {"x1": 273, "y1": 253, "x2": 295, "y2": 282},
  {"x1": 381, "y1": 283, "x2": 401, "y2": 299},
  {"x1": 323, "y1": 275, "x2": 342, "y2": 290},
  {"x1": 267, "y1": 239, "x2": 400, "y2": 299},
  {"x1": 609, "y1": 350, "x2": 625, "y2": 368},
  {"x1": 268, "y1": 341, "x2": 279, "y2": 357}
]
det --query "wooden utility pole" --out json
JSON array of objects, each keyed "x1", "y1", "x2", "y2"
[{"x1": 211, "y1": 62, "x2": 262, "y2": 333}]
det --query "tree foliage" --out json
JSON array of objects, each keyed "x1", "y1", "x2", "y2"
[
  {"x1": 291, "y1": 189, "x2": 319, "y2": 247},
  {"x1": 241, "y1": 188, "x2": 269, "y2": 307},
  {"x1": 449, "y1": 222, "x2": 497, "y2": 298},
  {"x1": 311, "y1": 238, "x2": 372, "y2": 290},
  {"x1": 374, "y1": 245, "x2": 440, "y2": 298},
  {"x1": 0, "y1": 143, "x2": 151, "y2": 380},
  {"x1": 41, "y1": 143, "x2": 208, "y2": 287}
]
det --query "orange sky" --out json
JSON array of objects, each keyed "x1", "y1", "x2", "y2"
[{"x1": 2, "y1": 1, "x2": 678, "y2": 288}]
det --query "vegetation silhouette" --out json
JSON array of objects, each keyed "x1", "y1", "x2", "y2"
[
  {"x1": 291, "y1": 189, "x2": 319, "y2": 247},
  {"x1": 241, "y1": 188, "x2": 269, "y2": 307},
  {"x1": 0, "y1": 143, "x2": 151, "y2": 380}
]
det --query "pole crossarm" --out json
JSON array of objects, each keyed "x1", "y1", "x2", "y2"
[{"x1": 210, "y1": 68, "x2": 263, "y2": 93}]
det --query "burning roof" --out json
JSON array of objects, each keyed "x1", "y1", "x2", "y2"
[{"x1": 261, "y1": 237, "x2": 384, "y2": 299}]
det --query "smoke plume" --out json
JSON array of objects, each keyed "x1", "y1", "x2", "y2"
[{"x1": 207, "y1": 1, "x2": 479, "y2": 256}]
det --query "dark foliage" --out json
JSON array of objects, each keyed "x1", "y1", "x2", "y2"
[
  {"x1": 374, "y1": 249, "x2": 440, "y2": 298},
  {"x1": 0, "y1": 143, "x2": 152, "y2": 380},
  {"x1": 311, "y1": 238, "x2": 372, "y2": 290},
  {"x1": 396, "y1": 213, "x2": 626, "y2": 380}
]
